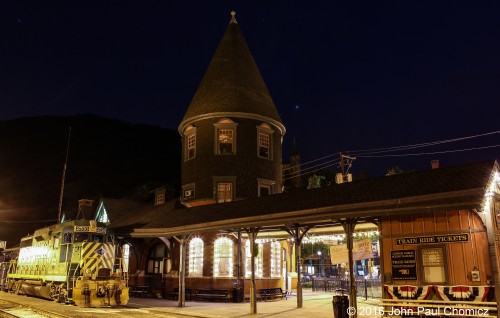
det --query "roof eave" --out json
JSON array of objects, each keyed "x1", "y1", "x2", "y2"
[{"x1": 125, "y1": 187, "x2": 485, "y2": 238}]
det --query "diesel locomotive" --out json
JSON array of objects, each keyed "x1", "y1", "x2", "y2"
[{"x1": 0, "y1": 219, "x2": 129, "y2": 306}]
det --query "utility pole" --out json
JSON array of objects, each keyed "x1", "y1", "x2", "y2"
[
  {"x1": 57, "y1": 127, "x2": 71, "y2": 223},
  {"x1": 339, "y1": 153, "x2": 356, "y2": 183}
]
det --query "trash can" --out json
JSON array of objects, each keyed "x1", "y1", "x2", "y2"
[
  {"x1": 232, "y1": 287, "x2": 244, "y2": 303},
  {"x1": 332, "y1": 289, "x2": 349, "y2": 318}
]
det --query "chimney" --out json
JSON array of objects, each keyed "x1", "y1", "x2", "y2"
[
  {"x1": 78, "y1": 199, "x2": 94, "y2": 219},
  {"x1": 431, "y1": 160, "x2": 440, "y2": 169}
]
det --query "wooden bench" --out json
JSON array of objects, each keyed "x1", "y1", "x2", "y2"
[
  {"x1": 165, "y1": 287, "x2": 193, "y2": 300},
  {"x1": 381, "y1": 298, "x2": 497, "y2": 317},
  {"x1": 194, "y1": 288, "x2": 230, "y2": 302},
  {"x1": 129, "y1": 285, "x2": 150, "y2": 297},
  {"x1": 259, "y1": 287, "x2": 287, "y2": 301}
]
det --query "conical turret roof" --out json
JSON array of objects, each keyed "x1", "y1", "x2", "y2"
[{"x1": 179, "y1": 12, "x2": 284, "y2": 134}]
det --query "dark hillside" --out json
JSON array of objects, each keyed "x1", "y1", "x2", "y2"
[{"x1": 0, "y1": 115, "x2": 180, "y2": 246}]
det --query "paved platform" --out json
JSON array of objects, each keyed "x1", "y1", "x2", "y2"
[
  {"x1": 0, "y1": 290, "x2": 383, "y2": 317},
  {"x1": 127, "y1": 292, "x2": 383, "y2": 317}
]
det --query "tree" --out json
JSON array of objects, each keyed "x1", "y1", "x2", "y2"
[{"x1": 307, "y1": 174, "x2": 325, "y2": 189}]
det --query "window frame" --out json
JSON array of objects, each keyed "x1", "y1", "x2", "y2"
[
  {"x1": 213, "y1": 237, "x2": 234, "y2": 277},
  {"x1": 270, "y1": 241, "x2": 281, "y2": 278},
  {"x1": 214, "y1": 119, "x2": 238, "y2": 155},
  {"x1": 418, "y1": 245, "x2": 448, "y2": 284},
  {"x1": 183, "y1": 125, "x2": 197, "y2": 161},
  {"x1": 182, "y1": 183, "x2": 196, "y2": 200},
  {"x1": 213, "y1": 176, "x2": 236, "y2": 203},
  {"x1": 256, "y1": 124, "x2": 274, "y2": 160},
  {"x1": 188, "y1": 238, "x2": 204, "y2": 277},
  {"x1": 245, "y1": 240, "x2": 263, "y2": 278},
  {"x1": 146, "y1": 243, "x2": 168, "y2": 275},
  {"x1": 257, "y1": 178, "x2": 276, "y2": 197},
  {"x1": 155, "y1": 193, "x2": 165, "y2": 205}
]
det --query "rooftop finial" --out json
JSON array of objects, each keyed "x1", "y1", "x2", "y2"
[{"x1": 230, "y1": 10, "x2": 237, "y2": 24}]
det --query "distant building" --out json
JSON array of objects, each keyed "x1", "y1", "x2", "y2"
[{"x1": 282, "y1": 138, "x2": 303, "y2": 190}]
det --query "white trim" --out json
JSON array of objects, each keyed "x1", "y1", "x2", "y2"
[{"x1": 179, "y1": 112, "x2": 286, "y2": 136}]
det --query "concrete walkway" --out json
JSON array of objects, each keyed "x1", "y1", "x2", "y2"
[{"x1": 128, "y1": 291, "x2": 383, "y2": 318}]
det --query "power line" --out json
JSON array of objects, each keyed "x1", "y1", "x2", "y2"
[
  {"x1": 284, "y1": 158, "x2": 340, "y2": 179},
  {"x1": 284, "y1": 129, "x2": 500, "y2": 171},
  {"x1": 283, "y1": 143, "x2": 499, "y2": 181},
  {"x1": 345, "y1": 130, "x2": 500, "y2": 156},
  {"x1": 356, "y1": 144, "x2": 500, "y2": 158}
]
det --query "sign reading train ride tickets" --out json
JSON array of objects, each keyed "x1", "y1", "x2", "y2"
[
  {"x1": 395, "y1": 233, "x2": 468, "y2": 245},
  {"x1": 391, "y1": 250, "x2": 417, "y2": 280}
]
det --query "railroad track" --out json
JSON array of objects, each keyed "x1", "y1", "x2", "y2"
[{"x1": 0, "y1": 299, "x2": 72, "y2": 318}]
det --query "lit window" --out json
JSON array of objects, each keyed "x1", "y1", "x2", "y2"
[
  {"x1": 270, "y1": 241, "x2": 281, "y2": 277},
  {"x1": 258, "y1": 133, "x2": 270, "y2": 159},
  {"x1": 189, "y1": 238, "x2": 204, "y2": 277},
  {"x1": 217, "y1": 183, "x2": 233, "y2": 203},
  {"x1": 214, "y1": 119, "x2": 237, "y2": 155},
  {"x1": 245, "y1": 240, "x2": 263, "y2": 278},
  {"x1": 257, "y1": 123, "x2": 274, "y2": 159},
  {"x1": 421, "y1": 247, "x2": 446, "y2": 283},
  {"x1": 214, "y1": 237, "x2": 233, "y2": 277},
  {"x1": 123, "y1": 244, "x2": 130, "y2": 273},
  {"x1": 218, "y1": 129, "x2": 234, "y2": 154}
]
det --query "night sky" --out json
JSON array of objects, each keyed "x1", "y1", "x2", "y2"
[{"x1": 1, "y1": 1, "x2": 499, "y2": 177}]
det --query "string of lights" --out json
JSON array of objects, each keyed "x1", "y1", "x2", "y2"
[{"x1": 250, "y1": 230, "x2": 380, "y2": 244}]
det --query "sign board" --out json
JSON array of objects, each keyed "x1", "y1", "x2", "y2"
[
  {"x1": 74, "y1": 226, "x2": 106, "y2": 234},
  {"x1": 330, "y1": 239, "x2": 374, "y2": 264},
  {"x1": 391, "y1": 250, "x2": 417, "y2": 280},
  {"x1": 395, "y1": 233, "x2": 468, "y2": 245}
]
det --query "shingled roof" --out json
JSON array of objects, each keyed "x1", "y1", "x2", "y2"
[
  {"x1": 109, "y1": 160, "x2": 498, "y2": 237},
  {"x1": 179, "y1": 12, "x2": 283, "y2": 134}
]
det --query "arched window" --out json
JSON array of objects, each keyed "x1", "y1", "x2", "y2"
[
  {"x1": 245, "y1": 240, "x2": 263, "y2": 278},
  {"x1": 147, "y1": 243, "x2": 169, "y2": 274},
  {"x1": 189, "y1": 238, "x2": 204, "y2": 277},
  {"x1": 122, "y1": 244, "x2": 131, "y2": 273},
  {"x1": 214, "y1": 237, "x2": 233, "y2": 277},
  {"x1": 270, "y1": 241, "x2": 281, "y2": 277}
]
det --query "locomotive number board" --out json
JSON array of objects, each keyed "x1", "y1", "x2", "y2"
[{"x1": 74, "y1": 226, "x2": 107, "y2": 234}]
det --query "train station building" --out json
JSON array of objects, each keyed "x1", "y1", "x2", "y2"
[{"x1": 92, "y1": 12, "x2": 500, "y2": 316}]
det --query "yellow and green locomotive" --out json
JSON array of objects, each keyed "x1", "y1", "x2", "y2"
[{"x1": 1, "y1": 219, "x2": 129, "y2": 306}]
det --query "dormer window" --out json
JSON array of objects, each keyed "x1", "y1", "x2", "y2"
[
  {"x1": 184, "y1": 125, "x2": 197, "y2": 161},
  {"x1": 257, "y1": 123, "x2": 274, "y2": 159},
  {"x1": 155, "y1": 193, "x2": 165, "y2": 205},
  {"x1": 182, "y1": 183, "x2": 196, "y2": 200},
  {"x1": 214, "y1": 119, "x2": 238, "y2": 155}
]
